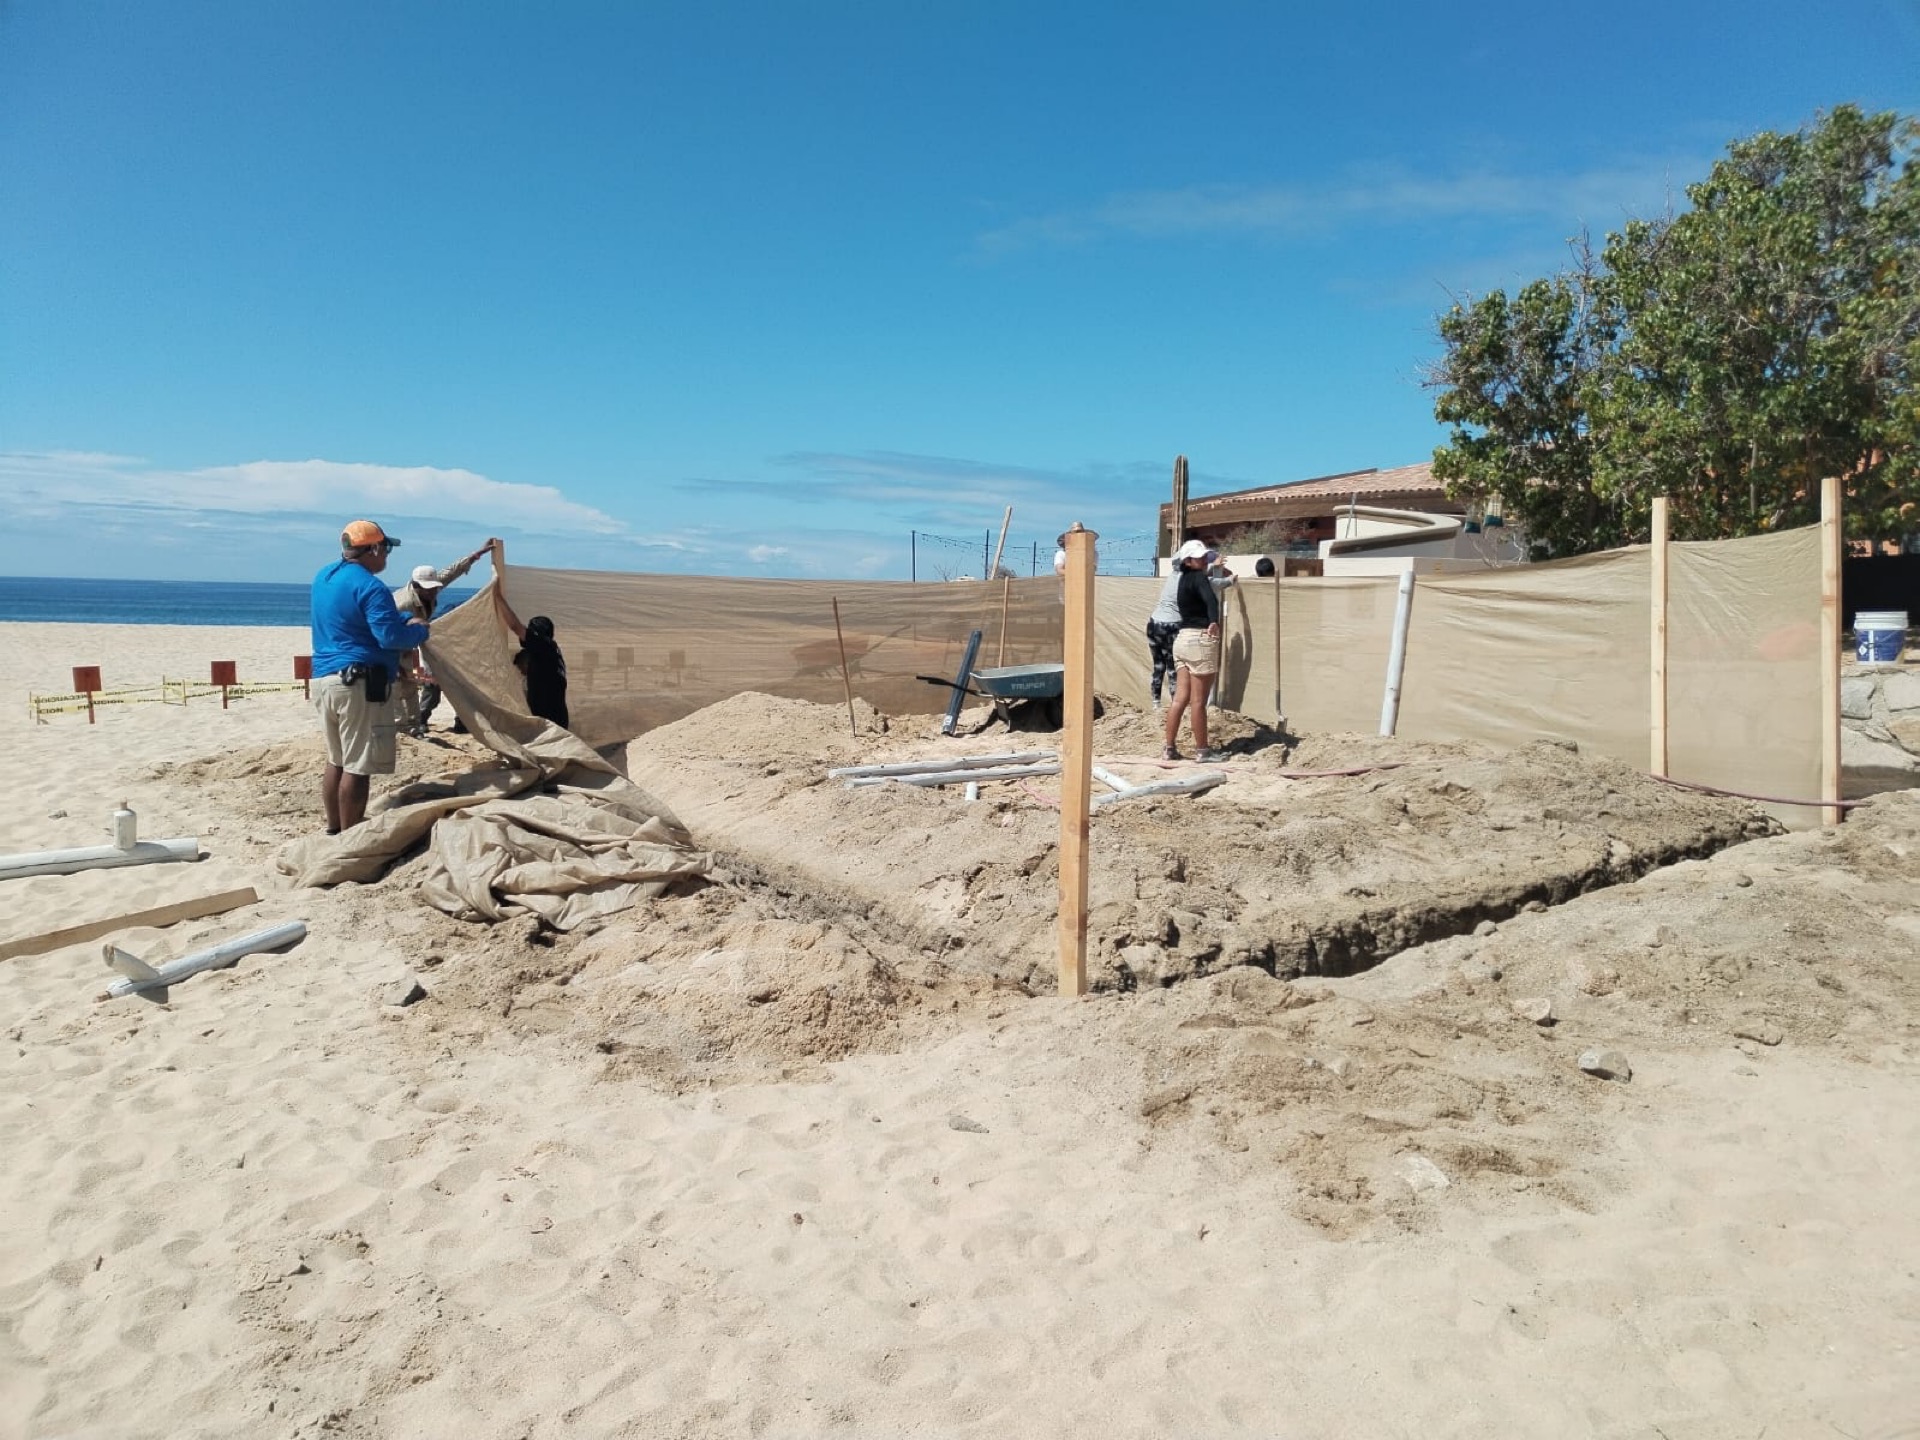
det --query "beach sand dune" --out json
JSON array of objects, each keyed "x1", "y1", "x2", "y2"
[{"x1": 3, "y1": 623, "x2": 1917, "y2": 1438}]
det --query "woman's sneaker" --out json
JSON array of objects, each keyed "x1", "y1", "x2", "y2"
[
  {"x1": 1194, "y1": 747, "x2": 1226, "y2": 763},
  {"x1": 1161, "y1": 745, "x2": 1181, "y2": 761}
]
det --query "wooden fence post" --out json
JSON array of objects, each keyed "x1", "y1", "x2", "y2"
[
  {"x1": 1057, "y1": 524, "x2": 1098, "y2": 997},
  {"x1": 1821, "y1": 476, "x2": 1842, "y2": 825},
  {"x1": 1650, "y1": 496, "x2": 1669, "y2": 777}
]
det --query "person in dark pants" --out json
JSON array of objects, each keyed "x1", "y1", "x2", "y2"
[
  {"x1": 512, "y1": 614, "x2": 570, "y2": 729},
  {"x1": 1145, "y1": 565, "x2": 1186, "y2": 707},
  {"x1": 393, "y1": 543, "x2": 494, "y2": 735}
]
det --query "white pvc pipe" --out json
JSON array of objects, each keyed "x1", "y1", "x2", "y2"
[
  {"x1": 103, "y1": 920, "x2": 307, "y2": 1000},
  {"x1": 845, "y1": 762, "x2": 1062, "y2": 789},
  {"x1": 1379, "y1": 569, "x2": 1417, "y2": 738},
  {"x1": 0, "y1": 837, "x2": 200, "y2": 883},
  {"x1": 828, "y1": 751, "x2": 1054, "y2": 779},
  {"x1": 1092, "y1": 773, "x2": 1227, "y2": 809}
]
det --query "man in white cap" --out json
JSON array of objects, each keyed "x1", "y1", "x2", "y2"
[{"x1": 393, "y1": 540, "x2": 495, "y2": 736}]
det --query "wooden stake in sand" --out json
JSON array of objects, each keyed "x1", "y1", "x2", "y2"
[
  {"x1": 1171, "y1": 455, "x2": 1189, "y2": 554},
  {"x1": 989, "y1": 505, "x2": 1013, "y2": 580},
  {"x1": 1057, "y1": 524, "x2": 1098, "y2": 998},
  {"x1": 73, "y1": 666, "x2": 101, "y2": 725},
  {"x1": 1649, "y1": 496, "x2": 1669, "y2": 777},
  {"x1": 1820, "y1": 474, "x2": 1843, "y2": 826},
  {"x1": 996, "y1": 576, "x2": 1011, "y2": 666},
  {"x1": 0, "y1": 887, "x2": 258, "y2": 963},
  {"x1": 831, "y1": 597, "x2": 858, "y2": 737},
  {"x1": 1272, "y1": 572, "x2": 1284, "y2": 726}
]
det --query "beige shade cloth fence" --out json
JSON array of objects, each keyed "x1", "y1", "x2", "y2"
[
  {"x1": 405, "y1": 529, "x2": 1822, "y2": 830},
  {"x1": 1091, "y1": 527, "x2": 1823, "y2": 825},
  {"x1": 490, "y1": 566, "x2": 1066, "y2": 746}
]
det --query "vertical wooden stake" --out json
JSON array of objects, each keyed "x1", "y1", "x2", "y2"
[
  {"x1": 1171, "y1": 455, "x2": 1190, "y2": 557},
  {"x1": 1820, "y1": 475, "x2": 1842, "y2": 825},
  {"x1": 488, "y1": 538, "x2": 515, "y2": 634},
  {"x1": 1650, "y1": 496, "x2": 1670, "y2": 777},
  {"x1": 831, "y1": 597, "x2": 858, "y2": 738},
  {"x1": 989, "y1": 505, "x2": 1013, "y2": 580},
  {"x1": 996, "y1": 576, "x2": 1011, "y2": 666},
  {"x1": 1057, "y1": 523, "x2": 1098, "y2": 998},
  {"x1": 1272, "y1": 573, "x2": 1283, "y2": 726}
]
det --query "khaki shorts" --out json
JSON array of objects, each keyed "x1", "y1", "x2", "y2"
[
  {"x1": 313, "y1": 672, "x2": 399, "y2": 776},
  {"x1": 1172, "y1": 628, "x2": 1220, "y2": 676}
]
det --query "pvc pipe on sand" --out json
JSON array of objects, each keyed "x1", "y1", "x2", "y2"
[
  {"x1": 0, "y1": 838, "x2": 200, "y2": 883},
  {"x1": 101, "y1": 920, "x2": 308, "y2": 1001}
]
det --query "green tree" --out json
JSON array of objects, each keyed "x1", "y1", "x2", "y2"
[{"x1": 1427, "y1": 105, "x2": 1920, "y2": 555}]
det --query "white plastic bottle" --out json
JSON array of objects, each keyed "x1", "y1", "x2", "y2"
[{"x1": 112, "y1": 802, "x2": 138, "y2": 850}]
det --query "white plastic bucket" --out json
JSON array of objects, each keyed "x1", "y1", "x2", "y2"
[{"x1": 1854, "y1": 610, "x2": 1908, "y2": 664}]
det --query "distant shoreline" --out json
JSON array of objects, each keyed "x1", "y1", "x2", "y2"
[{"x1": 0, "y1": 576, "x2": 477, "y2": 627}]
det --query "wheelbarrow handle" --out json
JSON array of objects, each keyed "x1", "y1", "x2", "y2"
[{"x1": 915, "y1": 674, "x2": 989, "y2": 699}]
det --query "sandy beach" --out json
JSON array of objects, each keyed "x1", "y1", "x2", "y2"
[{"x1": 3, "y1": 621, "x2": 1917, "y2": 1440}]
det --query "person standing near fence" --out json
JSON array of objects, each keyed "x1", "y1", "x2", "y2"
[
  {"x1": 1161, "y1": 539, "x2": 1225, "y2": 761},
  {"x1": 1148, "y1": 540, "x2": 1234, "y2": 709},
  {"x1": 311, "y1": 520, "x2": 431, "y2": 834},
  {"x1": 510, "y1": 614, "x2": 571, "y2": 730},
  {"x1": 392, "y1": 541, "x2": 494, "y2": 735}
]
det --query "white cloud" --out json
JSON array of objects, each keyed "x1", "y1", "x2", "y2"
[
  {"x1": 0, "y1": 451, "x2": 625, "y2": 534},
  {"x1": 746, "y1": 544, "x2": 790, "y2": 563},
  {"x1": 977, "y1": 157, "x2": 1698, "y2": 254}
]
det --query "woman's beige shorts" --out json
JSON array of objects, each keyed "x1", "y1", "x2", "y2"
[
  {"x1": 1171, "y1": 628, "x2": 1220, "y2": 676},
  {"x1": 313, "y1": 672, "x2": 399, "y2": 776}
]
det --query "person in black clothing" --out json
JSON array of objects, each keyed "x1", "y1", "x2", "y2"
[{"x1": 512, "y1": 614, "x2": 570, "y2": 729}]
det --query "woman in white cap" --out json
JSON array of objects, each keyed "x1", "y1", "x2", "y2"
[{"x1": 1160, "y1": 539, "x2": 1226, "y2": 761}]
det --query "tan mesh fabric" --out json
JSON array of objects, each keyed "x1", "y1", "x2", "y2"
[
  {"x1": 491, "y1": 565, "x2": 1065, "y2": 748},
  {"x1": 1396, "y1": 548, "x2": 1652, "y2": 765},
  {"x1": 1089, "y1": 577, "x2": 1161, "y2": 712},
  {"x1": 1668, "y1": 527, "x2": 1823, "y2": 824},
  {"x1": 1274, "y1": 577, "x2": 1402, "y2": 734}
]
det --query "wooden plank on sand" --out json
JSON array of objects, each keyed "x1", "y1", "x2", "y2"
[{"x1": 0, "y1": 887, "x2": 259, "y2": 963}]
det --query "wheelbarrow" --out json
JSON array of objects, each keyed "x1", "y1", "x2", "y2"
[{"x1": 919, "y1": 662, "x2": 1067, "y2": 731}]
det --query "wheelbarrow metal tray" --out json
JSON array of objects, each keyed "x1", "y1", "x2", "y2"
[{"x1": 971, "y1": 663, "x2": 1065, "y2": 699}]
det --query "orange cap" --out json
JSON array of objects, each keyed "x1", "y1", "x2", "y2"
[{"x1": 340, "y1": 519, "x2": 398, "y2": 553}]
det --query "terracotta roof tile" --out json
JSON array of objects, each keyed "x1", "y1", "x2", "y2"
[{"x1": 1188, "y1": 461, "x2": 1444, "y2": 508}]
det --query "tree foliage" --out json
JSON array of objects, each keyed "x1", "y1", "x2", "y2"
[{"x1": 1427, "y1": 105, "x2": 1920, "y2": 555}]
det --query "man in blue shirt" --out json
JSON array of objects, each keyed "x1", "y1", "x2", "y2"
[{"x1": 311, "y1": 519, "x2": 433, "y2": 834}]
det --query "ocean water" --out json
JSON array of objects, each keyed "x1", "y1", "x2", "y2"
[{"x1": 0, "y1": 577, "x2": 478, "y2": 627}]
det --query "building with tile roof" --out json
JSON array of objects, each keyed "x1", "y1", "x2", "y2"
[{"x1": 1157, "y1": 461, "x2": 1462, "y2": 564}]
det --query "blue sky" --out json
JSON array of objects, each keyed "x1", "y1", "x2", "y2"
[{"x1": 3, "y1": 1, "x2": 1916, "y2": 582}]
